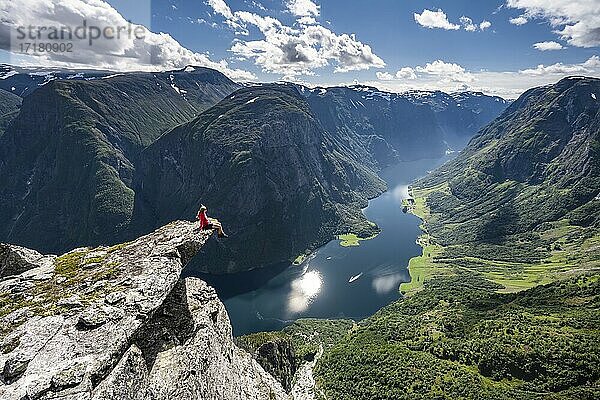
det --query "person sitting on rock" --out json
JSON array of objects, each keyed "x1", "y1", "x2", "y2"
[{"x1": 197, "y1": 204, "x2": 228, "y2": 238}]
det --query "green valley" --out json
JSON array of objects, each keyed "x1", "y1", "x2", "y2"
[{"x1": 242, "y1": 77, "x2": 600, "y2": 399}]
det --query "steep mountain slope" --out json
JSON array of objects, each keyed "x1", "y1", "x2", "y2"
[
  {"x1": 0, "y1": 221, "x2": 287, "y2": 399},
  {"x1": 0, "y1": 67, "x2": 507, "y2": 273},
  {"x1": 132, "y1": 84, "x2": 386, "y2": 273},
  {"x1": 302, "y1": 86, "x2": 508, "y2": 162},
  {"x1": 0, "y1": 68, "x2": 239, "y2": 253},
  {"x1": 0, "y1": 88, "x2": 21, "y2": 136},
  {"x1": 410, "y1": 76, "x2": 600, "y2": 280},
  {"x1": 407, "y1": 90, "x2": 510, "y2": 146},
  {"x1": 303, "y1": 86, "x2": 445, "y2": 162}
]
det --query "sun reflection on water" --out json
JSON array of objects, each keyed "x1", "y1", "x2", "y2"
[{"x1": 287, "y1": 270, "x2": 323, "y2": 314}]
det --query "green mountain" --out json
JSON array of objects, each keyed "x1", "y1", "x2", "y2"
[
  {"x1": 0, "y1": 88, "x2": 21, "y2": 136},
  {"x1": 131, "y1": 83, "x2": 507, "y2": 273},
  {"x1": 407, "y1": 76, "x2": 600, "y2": 291},
  {"x1": 0, "y1": 67, "x2": 507, "y2": 272},
  {"x1": 0, "y1": 68, "x2": 239, "y2": 253},
  {"x1": 132, "y1": 84, "x2": 386, "y2": 273},
  {"x1": 315, "y1": 274, "x2": 599, "y2": 399}
]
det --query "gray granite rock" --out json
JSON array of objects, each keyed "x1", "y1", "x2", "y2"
[
  {"x1": 0, "y1": 221, "x2": 288, "y2": 399},
  {"x1": 0, "y1": 243, "x2": 56, "y2": 279}
]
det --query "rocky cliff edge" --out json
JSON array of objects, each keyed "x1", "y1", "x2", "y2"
[{"x1": 0, "y1": 221, "x2": 287, "y2": 400}]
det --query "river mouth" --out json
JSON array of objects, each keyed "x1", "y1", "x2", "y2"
[{"x1": 192, "y1": 156, "x2": 450, "y2": 336}]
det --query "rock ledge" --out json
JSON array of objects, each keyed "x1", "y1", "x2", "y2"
[{"x1": 0, "y1": 221, "x2": 287, "y2": 400}]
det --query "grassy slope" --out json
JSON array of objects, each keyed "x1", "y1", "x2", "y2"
[
  {"x1": 400, "y1": 78, "x2": 600, "y2": 294},
  {"x1": 401, "y1": 185, "x2": 600, "y2": 294}
]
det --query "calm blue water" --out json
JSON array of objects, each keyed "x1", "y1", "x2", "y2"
[{"x1": 192, "y1": 157, "x2": 448, "y2": 336}]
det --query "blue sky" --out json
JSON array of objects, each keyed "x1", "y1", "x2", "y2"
[{"x1": 2, "y1": 0, "x2": 600, "y2": 97}]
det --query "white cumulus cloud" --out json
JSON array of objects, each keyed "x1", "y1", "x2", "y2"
[
  {"x1": 417, "y1": 10, "x2": 491, "y2": 32},
  {"x1": 376, "y1": 67, "x2": 417, "y2": 81},
  {"x1": 415, "y1": 60, "x2": 474, "y2": 83},
  {"x1": 207, "y1": 0, "x2": 235, "y2": 20},
  {"x1": 480, "y1": 20, "x2": 492, "y2": 30},
  {"x1": 396, "y1": 67, "x2": 417, "y2": 80},
  {"x1": 286, "y1": 0, "x2": 320, "y2": 17},
  {"x1": 519, "y1": 55, "x2": 598, "y2": 74},
  {"x1": 460, "y1": 16, "x2": 477, "y2": 32},
  {"x1": 507, "y1": 0, "x2": 600, "y2": 47},
  {"x1": 533, "y1": 41, "x2": 565, "y2": 51},
  {"x1": 509, "y1": 15, "x2": 528, "y2": 25},
  {"x1": 207, "y1": 0, "x2": 385, "y2": 77},
  {"x1": 376, "y1": 71, "x2": 395, "y2": 81},
  {"x1": 414, "y1": 9, "x2": 460, "y2": 30},
  {"x1": 366, "y1": 56, "x2": 600, "y2": 98}
]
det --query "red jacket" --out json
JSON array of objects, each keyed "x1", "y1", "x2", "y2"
[{"x1": 198, "y1": 210, "x2": 210, "y2": 229}]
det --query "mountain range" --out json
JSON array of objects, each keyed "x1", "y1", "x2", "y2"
[
  {"x1": 0, "y1": 65, "x2": 508, "y2": 272},
  {"x1": 0, "y1": 65, "x2": 598, "y2": 398}
]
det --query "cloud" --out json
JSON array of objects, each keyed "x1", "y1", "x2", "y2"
[
  {"x1": 509, "y1": 15, "x2": 528, "y2": 25},
  {"x1": 376, "y1": 71, "x2": 394, "y2": 81},
  {"x1": 533, "y1": 41, "x2": 565, "y2": 51},
  {"x1": 297, "y1": 16, "x2": 317, "y2": 25},
  {"x1": 367, "y1": 55, "x2": 600, "y2": 98},
  {"x1": 519, "y1": 55, "x2": 598, "y2": 75},
  {"x1": 396, "y1": 67, "x2": 417, "y2": 80},
  {"x1": 207, "y1": 0, "x2": 234, "y2": 19},
  {"x1": 0, "y1": 0, "x2": 256, "y2": 80},
  {"x1": 416, "y1": 10, "x2": 490, "y2": 32},
  {"x1": 584, "y1": 55, "x2": 600, "y2": 68},
  {"x1": 208, "y1": 0, "x2": 385, "y2": 76},
  {"x1": 376, "y1": 61, "x2": 471, "y2": 84},
  {"x1": 506, "y1": 0, "x2": 600, "y2": 47},
  {"x1": 206, "y1": 0, "x2": 248, "y2": 33},
  {"x1": 460, "y1": 17, "x2": 491, "y2": 32},
  {"x1": 414, "y1": 9, "x2": 460, "y2": 30},
  {"x1": 286, "y1": 0, "x2": 320, "y2": 17},
  {"x1": 460, "y1": 16, "x2": 477, "y2": 32},
  {"x1": 377, "y1": 67, "x2": 417, "y2": 81},
  {"x1": 480, "y1": 20, "x2": 492, "y2": 30},
  {"x1": 415, "y1": 60, "x2": 474, "y2": 82}
]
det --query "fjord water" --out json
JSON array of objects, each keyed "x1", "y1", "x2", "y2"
[{"x1": 191, "y1": 157, "x2": 449, "y2": 336}]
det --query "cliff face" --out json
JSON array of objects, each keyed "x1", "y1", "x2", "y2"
[
  {"x1": 302, "y1": 86, "x2": 509, "y2": 162},
  {"x1": 132, "y1": 84, "x2": 386, "y2": 273},
  {"x1": 0, "y1": 221, "x2": 286, "y2": 399}
]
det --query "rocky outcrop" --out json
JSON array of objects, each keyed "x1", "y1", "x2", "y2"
[
  {"x1": 291, "y1": 345, "x2": 323, "y2": 400},
  {"x1": 250, "y1": 338, "x2": 297, "y2": 391},
  {"x1": 0, "y1": 244, "x2": 56, "y2": 278},
  {"x1": 0, "y1": 220, "x2": 287, "y2": 400}
]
